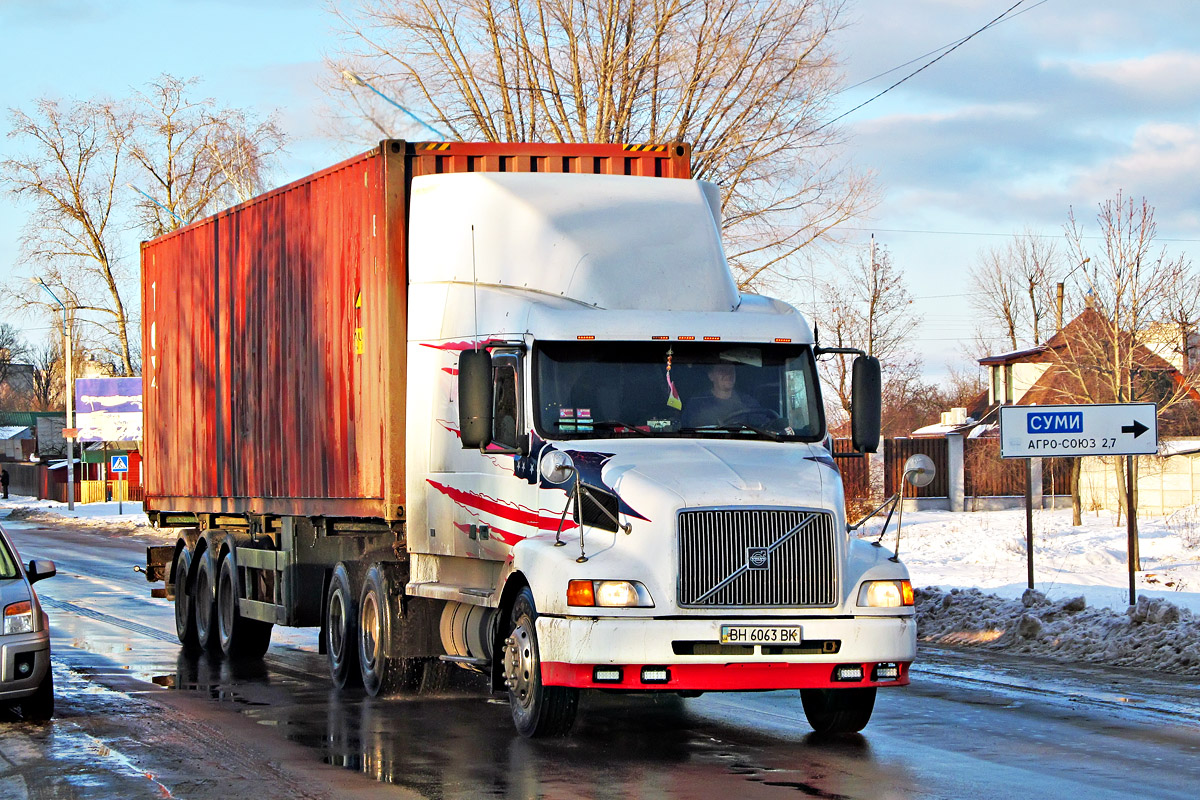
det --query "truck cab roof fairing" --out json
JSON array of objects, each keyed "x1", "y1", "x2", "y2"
[{"x1": 406, "y1": 172, "x2": 738, "y2": 313}]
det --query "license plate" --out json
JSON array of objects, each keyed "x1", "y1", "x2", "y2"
[{"x1": 720, "y1": 625, "x2": 801, "y2": 644}]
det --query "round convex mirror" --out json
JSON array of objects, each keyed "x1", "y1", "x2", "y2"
[
  {"x1": 539, "y1": 450, "x2": 576, "y2": 484},
  {"x1": 902, "y1": 453, "x2": 936, "y2": 488}
]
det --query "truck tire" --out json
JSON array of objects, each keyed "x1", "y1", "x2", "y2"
[
  {"x1": 20, "y1": 668, "x2": 54, "y2": 722},
  {"x1": 217, "y1": 550, "x2": 273, "y2": 659},
  {"x1": 326, "y1": 563, "x2": 360, "y2": 688},
  {"x1": 194, "y1": 548, "x2": 221, "y2": 653},
  {"x1": 358, "y1": 565, "x2": 423, "y2": 695},
  {"x1": 173, "y1": 547, "x2": 200, "y2": 652},
  {"x1": 800, "y1": 687, "x2": 876, "y2": 735},
  {"x1": 503, "y1": 587, "x2": 578, "y2": 738}
]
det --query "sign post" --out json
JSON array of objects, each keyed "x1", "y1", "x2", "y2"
[
  {"x1": 110, "y1": 454, "x2": 129, "y2": 516},
  {"x1": 1000, "y1": 403, "x2": 1157, "y2": 605}
]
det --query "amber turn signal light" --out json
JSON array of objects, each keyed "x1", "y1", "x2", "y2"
[{"x1": 567, "y1": 579, "x2": 596, "y2": 606}]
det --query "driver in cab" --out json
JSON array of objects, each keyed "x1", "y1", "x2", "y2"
[{"x1": 681, "y1": 363, "x2": 764, "y2": 427}]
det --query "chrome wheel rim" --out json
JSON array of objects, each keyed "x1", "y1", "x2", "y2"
[
  {"x1": 361, "y1": 591, "x2": 380, "y2": 671},
  {"x1": 504, "y1": 619, "x2": 536, "y2": 710},
  {"x1": 329, "y1": 590, "x2": 347, "y2": 661}
]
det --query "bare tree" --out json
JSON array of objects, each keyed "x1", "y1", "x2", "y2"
[
  {"x1": 333, "y1": 0, "x2": 873, "y2": 291},
  {"x1": 1, "y1": 97, "x2": 138, "y2": 375},
  {"x1": 1051, "y1": 193, "x2": 1200, "y2": 523},
  {"x1": 0, "y1": 324, "x2": 31, "y2": 388},
  {"x1": 817, "y1": 241, "x2": 921, "y2": 436},
  {"x1": 128, "y1": 75, "x2": 286, "y2": 236},
  {"x1": 969, "y1": 231, "x2": 1060, "y2": 351},
  {"x1": 27, "y1": 336, "x2": 63, "y2": 412}
]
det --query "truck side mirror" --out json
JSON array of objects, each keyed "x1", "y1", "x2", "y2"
[
  {"x1": 851, "y1": 355, "x2": 881, "y2": 453},
  {"x1": 458, "y1": 349, "x2": 494, "y2": 450}
]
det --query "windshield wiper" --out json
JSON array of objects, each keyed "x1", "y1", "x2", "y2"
[
  {"x1": 678, "y1": 424, "x2": 782, "y2": 442},
  {"x1": 590, "y1": 420, "x2": 653, "y2": 437}
]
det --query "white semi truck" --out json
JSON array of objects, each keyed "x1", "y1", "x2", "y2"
[{"x1": 142, "y1": 141, "x2": 915, "y2": 738}]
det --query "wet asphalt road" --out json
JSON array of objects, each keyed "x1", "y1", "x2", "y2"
[{"x1": 1, "y1": 517, "x2": 1199, "y2": 799}]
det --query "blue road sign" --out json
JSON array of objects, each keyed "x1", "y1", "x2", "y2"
[{"x1": 110, "y1": 455, "x2": 129, "y2": 473}]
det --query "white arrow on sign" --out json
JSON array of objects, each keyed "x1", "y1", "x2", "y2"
[{"x1": 999, "y1": 403, "x2": 1158, "y2": 459}]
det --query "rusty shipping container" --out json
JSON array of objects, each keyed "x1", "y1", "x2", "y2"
[{"x1": 142, "y1": 140, "x2": 692, "y2": 522}]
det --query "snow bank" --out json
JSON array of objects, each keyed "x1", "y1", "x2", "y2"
[
  {"x1": 0, "y1": 494, "x2": 163, "y2": 539},
  {"x1": 916, "y1": 587, "x2": 1200, "y2": 676}
]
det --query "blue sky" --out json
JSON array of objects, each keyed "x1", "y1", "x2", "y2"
[{"x1": 2, "y1": 0, "x2": 1197, "y2": 381}]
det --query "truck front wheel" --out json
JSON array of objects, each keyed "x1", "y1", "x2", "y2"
[
  {"x1": 503, "y1": 587, "x2": 578, "y2": 738},
  {"x1": 800, "y1": 687, "x2": 876, "y2": 735}
]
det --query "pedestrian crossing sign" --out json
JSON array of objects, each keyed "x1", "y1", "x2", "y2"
[{"x1": 111, "y1": 455, "x2": 129, "y2": 473}]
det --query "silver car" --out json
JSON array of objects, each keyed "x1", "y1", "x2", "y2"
[{"x1": 0, "y1": 524, "x2": 55, "y2": 720}]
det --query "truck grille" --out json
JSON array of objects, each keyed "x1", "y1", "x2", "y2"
[{"x1": 677, "y1": 508, "x2": 838, "y2": 607}]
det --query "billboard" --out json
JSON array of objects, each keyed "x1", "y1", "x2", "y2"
[{"x1": 75, "y1": 377, "x2": 143, "y2": 442}]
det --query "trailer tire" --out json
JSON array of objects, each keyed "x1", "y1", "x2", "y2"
[
  {"x1": 326, "y1": 564, "x2": 361, "y2": 688},
  {"x1": 800, "y1": 687, "x2": 876, "y2": 735},
  {"x1": 503, "y1": 587, "x2": 578, "y2": 738},
  {"x1": 173, "y1": 547, "x2": 200, "y2": 652},
  {"x1": 194, "y1": 548, "x2": 222, "y2": 653},
  {"x1": 217, "y1": 551, "x2": 273, "y2": 659}
]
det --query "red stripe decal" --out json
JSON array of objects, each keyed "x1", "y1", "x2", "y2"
[
  {"x1": 541, "y1": 662, "x2": 911, "y2": 690},
  {"x1": 421, "y1": 339, "x2": 506, "y2": 352},
  {"x1": 428, "y1": 480, "x2": 577, "y2": 532}
]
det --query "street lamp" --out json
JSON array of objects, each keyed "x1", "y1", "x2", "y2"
[
  {"x1": 341, "y1": 70, "x2": 449, "y2": 140},
  {"x1": 1056, "y1": 257, "x2": 1091, "y2": 332},
  {"x1": 33, "y1": 278, "x2": 74, "y2": 511}
]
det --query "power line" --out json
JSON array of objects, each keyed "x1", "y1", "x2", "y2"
[
  {"x1": 841, "y1": 226, "x2": 1200, "y2": 243},
  {"x1": 838, "y1": 0, "x2": 1051, "y2": 96},
  {"x1": 818, "y1": 0, "x2": 1036, "y2": 132}
]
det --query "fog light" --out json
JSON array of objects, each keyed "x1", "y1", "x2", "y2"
[
  {"x1": 832, "y1": 664, "x2": 864, "y2": 682},
  {"x1": 872, "y1": 662, "x2": 900, "y2": 681},
  {"x1": 13, "y1": 652, "x2": 35, "y2": 680},
  {"x1": 640, "y1": 667, "x2": 671, "y2": 684},
  {"x1": 593, "y1": 667, "x2": 623, "y2": 683}
]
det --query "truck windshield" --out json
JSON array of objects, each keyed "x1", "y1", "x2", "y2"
[{"x1": 534, "y1": 341, "x2": 824, "y2": 441}]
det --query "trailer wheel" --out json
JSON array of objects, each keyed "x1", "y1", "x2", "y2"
[
  {"x1": 194, "y1": 548, "x2": 221, "y2": 653},
  {"x1": 800, "y1": 687, "x2": 876, "y2": 735},
  {"x1": 173, "y1": 547, "x2": 200, "y2": 652},
  {"x1": 503, "y1": 587, "x2": 578, "y2": 738},
  {"x1": 217, "y1": 551, "x2": 273, "y2": 659},
  {"x1": 326, "y1": 563, "x2": 360, "y2": 688}
]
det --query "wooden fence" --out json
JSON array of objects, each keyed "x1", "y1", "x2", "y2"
[{"x1": 885, "y1": 438, "x2": 949, "y2": 498}]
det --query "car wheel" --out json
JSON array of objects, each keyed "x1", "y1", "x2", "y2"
[{"x1": 20, "y1": 668, "x2": 54, "y2": 722}]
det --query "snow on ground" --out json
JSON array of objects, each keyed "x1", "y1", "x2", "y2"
[
  {"x1": 0, "y1": 494, "x2": 166, "y2": 540},
  {"x1": 5, "y1": 491, "x2": 1200, "y2": 675},
  {"x1": 860, "y1": 504, "x2": 1200, "y2": 674}
]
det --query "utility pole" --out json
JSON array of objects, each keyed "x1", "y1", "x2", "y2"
[{"x1": 34, "y1": 279, "x2": 74, "y2": 510}]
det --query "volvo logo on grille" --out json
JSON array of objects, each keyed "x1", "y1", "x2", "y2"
[{"x1": 746, "y1": 547, "x2": 770, "y2": 570}]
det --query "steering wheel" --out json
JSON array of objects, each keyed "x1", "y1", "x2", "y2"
[{"x1": 721, "y1": 407, "x2": 783, "y2": 428}]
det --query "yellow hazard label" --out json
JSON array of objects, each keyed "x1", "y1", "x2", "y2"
[
  {"x1": 355, "y1": 290, "x2": 362, "y2": 309},
  {"x1": 622, "y1": 144, "x2": 667, "y2": 152},
  {"x1": 354, "y1": 327, "x2": 364, "y2": 355}
]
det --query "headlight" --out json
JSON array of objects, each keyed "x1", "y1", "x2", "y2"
[
  {"x1": 4, "y1": 600, "x2": 34, "y2": 634},
  {"x1": 567, "y1": 580, "x2": 654, "y2": 607},
  {"x1": 857, "y1": 579, "x2": 914, "y2": 608}
]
